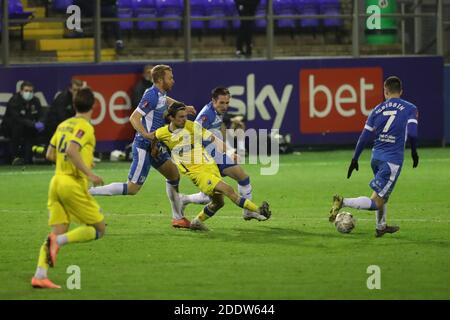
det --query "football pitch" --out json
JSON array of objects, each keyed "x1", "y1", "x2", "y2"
[{"x1": 1, "y1": 148, "x2": 450, "y2": 300}]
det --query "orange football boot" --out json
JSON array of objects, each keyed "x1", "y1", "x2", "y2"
[
  {"x1": 31, "y1": 277, "x2": 61, "y2": 289},
  {"x1": 172, "y1": 217, "x2": 191, "y2": 229}
]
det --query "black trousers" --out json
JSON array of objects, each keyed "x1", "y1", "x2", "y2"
[
  {"x1": 9, "y1": 124, "x2": 37, "y2": 164},
  {"x1": 235, "y1": 0, "x2": 260, "y2": 54}
]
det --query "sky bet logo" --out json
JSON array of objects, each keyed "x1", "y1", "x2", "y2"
[{"x1": 299, "y1": 67, "x2": 383, "y2": 134}]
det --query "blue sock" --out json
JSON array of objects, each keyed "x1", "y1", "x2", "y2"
[
  {"x1": 238, "y1": 197, "x2": 247, "y2": 208},
  {"x1": 238, "y1": 177, "x2": 250, "y2": 186},
  {"x1": 204, "y1": 205, "x2": 216, "y2": 217}
]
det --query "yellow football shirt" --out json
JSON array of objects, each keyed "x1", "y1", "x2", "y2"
[
  {"x1": 49, "y1": 117, "x2": 95, "y2": 182},
  {"x1": 155, "y1": 120, "x2": 215, "y2": 171}
]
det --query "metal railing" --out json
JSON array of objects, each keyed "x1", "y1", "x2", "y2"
[{"x1": 1, "y1": 0, "x2": 449, "y2": 66}]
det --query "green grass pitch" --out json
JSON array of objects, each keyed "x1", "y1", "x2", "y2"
[{"x1": 1, "y1": 148, "x2": 450, "y2": 299}]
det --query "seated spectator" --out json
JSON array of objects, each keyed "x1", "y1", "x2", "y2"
[
  {"x1": 132, "y1": 65, "x2": 153, "y2": 108},
  {"x1": 45, "y1": 79, "x2": 84, "y2": 139},
  {"x1": 3, "y1": 81, "x2": 45, "y2": 165}
]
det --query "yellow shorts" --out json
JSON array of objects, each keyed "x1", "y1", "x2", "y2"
[
  {"x1": 47, "y1": 175, "x2": 104, "y2": 226},
  {"x1": 180, "y1": 163, "x2": 222, "y2": 197}
]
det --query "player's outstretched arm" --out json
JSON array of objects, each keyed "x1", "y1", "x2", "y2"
[
  {"x1": 210, "y1": 134, "x2": 238, "y2": 162},
  {"x1": 348, "y1": 128, "x2": 373, "y2": 178},
  {"x1": 66, "y1": 142, "x2": 104, "y2": 186},
  {"x1": 46, "y1": 145, "x2": 56, "y2": 162}
]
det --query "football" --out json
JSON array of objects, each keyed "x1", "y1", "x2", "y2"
[{"x1": 335, "y1": 212, "x2": 356, "y2": 234}]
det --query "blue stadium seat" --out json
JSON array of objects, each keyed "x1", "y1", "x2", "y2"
[
  {"x1": 255, "y1": 0, "x2": 267, "y2": 30},
  {"x1": 156, "y1": 0, "x2": 183, "y2": 31},
  {"x1": 117, "y1": 0, "x2": 134, "y2": 30},
  {"x1": 0, "y1": 0, "x2": 33, "y2": 24},
  {"x1": 135, "y1": 0, "x2": 158, "y2": 30},
  {"x1": 296, "y1": 0, "x2": 320, "y2": 28},
  {"x1": 205, "y1": 0, "x2": 227, "y2": 30},
  {"x1": 319, "y1": 0, "x2": 342, "y2": 28},
  {"x1": 273, "y1": 0, "x2": 296, "y2": 29},
  {"x1": 223, "y1": 0, "x2": 239, "y2": 29},
  {"x1": 0, "y1": 0, "x2": 33, "y2": 49},
  {"x1": 190, "y1": 0, "x2": 206, "y2": 30},
  {"x1": 52, "y1": 0, "x2": 74, "y2": 12}
]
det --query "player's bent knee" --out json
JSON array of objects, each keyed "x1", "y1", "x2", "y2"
[
  {"x1": 127, "y1": 183, "x2": 141, "y2": 195},
  {"x1": 94, "y1": 224, "x2": 106, "y2": 239},
  {"x1": 52, "y1": 224, "x2": 69, "y2": 235}
]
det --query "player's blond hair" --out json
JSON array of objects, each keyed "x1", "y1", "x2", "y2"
[{"x1": 151, "y1": 65, "x2": 172, "y2": 83}]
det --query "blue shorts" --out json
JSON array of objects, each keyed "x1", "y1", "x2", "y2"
[
  {"x1": 369, "y1": 159, "x2": 402, "y2": 200},
  {"x1": 214, "y1": 152, "x2": 238, "y2": 177},
  {"x1": 127, "y1": 141, "x2": 171, "y2": 185}
]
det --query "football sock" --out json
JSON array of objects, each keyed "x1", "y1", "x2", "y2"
[
  {"x1": 238, "y1": 178, "x2": 252, "y2": 214},
  {"x1": 343, "y1": 197, "x2": 378, "y2": 210},
  {"x1": 58, "y1": 226, "x2": 97, "y2": 245},
  {"x1": 166, "y1": 179, "x2": 183, "y2": 220},
  {"x1": 196, "y1": 206, "x2": 216, "y2": 222},
  {"x1": 376, "y1": 204, "x2": 387, "y2": 230},
  {"x1": 238, "y1": 197, "x2": 259, "y2": 212},
  {"x1": 184, "y1": 192, "x2": 210, "y2": 205},
  {"x1": 89, "y1": 183, "x2": 127, "y2": 196},
  {"x1": 237, "y1": 178, "x2": 252, "y2": 199},
  {"x1": 34, "y1": 240, "x2": 49, "y2": 279}
]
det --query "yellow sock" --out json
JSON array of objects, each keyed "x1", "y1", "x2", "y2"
[
  {"x1": 196, "y1": 210, "x2": 210, "y2": 222},
  {"x1": 37, "y1": 241, "x2": 49, "y2": 270},
  {"x1": 66, "y1": 226, "x2": 97, "y2": 243},
  {"x1": 243, "y1": 199, "x2": 258, "y2": 212}
]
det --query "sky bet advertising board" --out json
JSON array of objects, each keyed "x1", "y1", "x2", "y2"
[{"x1": 0, "y1": 56, "x2": 443, "y2": 151}]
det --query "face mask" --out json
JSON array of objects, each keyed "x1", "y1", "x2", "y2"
[{"x1": 21, "y1": 91, "x2": 34, "y2": 101}]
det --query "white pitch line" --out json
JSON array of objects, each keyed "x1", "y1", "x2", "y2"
[
  {"x1": 0, "y1": 168, "x2": 124, "y2": 176},
  {"x1": 1, "y1": 208, "x2": 449, "y2": 223},
  {"x1": 1, "y1": 158, "x2": 449, "y2": 176}
]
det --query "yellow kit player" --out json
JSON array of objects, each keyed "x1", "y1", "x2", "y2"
[
  {"x1": 31, "y1": 88, "x2": 105, "y2": 289},
  {"x1": 149, "y1": 102, "x2": 271, "y2": 231}
]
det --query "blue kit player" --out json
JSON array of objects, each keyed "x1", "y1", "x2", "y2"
[
  {"x1": 89, "y1": 65, "x2": 196, "y2": 229},
  {"x1": 329, "y1": 76, "x2": 419, "y2": 237},
  {"x1": 180, "y1": 87, "x2": 267, "y2": 221}
]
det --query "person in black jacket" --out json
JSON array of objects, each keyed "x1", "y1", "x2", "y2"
[
  {"x1": 45, "y1": 79, "x2": 84, "y2": 140},
  {"x1": 3, "y1": 81, "x2": 45, "y2": 165},
  {"x1": 74, "y1": 0, "x2": 124, "y2": 51},
  {"x1": 235, "y1": 0, "x2": 260, "y2": 57},
  {"x1": 131, "y1": 65, "x2": 153, "y2": 108}
]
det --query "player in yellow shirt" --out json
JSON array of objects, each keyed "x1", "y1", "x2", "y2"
[
  {"x1": 150, "y1": 102, "x2": 271, "y2": 231},
  {"x1": 31, "y1": 88, "x2": 105, "y2": 289}
]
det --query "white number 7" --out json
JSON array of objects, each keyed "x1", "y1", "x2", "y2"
[{"x1": 382, "y1": 110, "x2": 397, "y2": 133}]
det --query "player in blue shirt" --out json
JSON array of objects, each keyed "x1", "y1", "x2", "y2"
[
  {"x1": 329, "y1": 76, "x2": 419, "y2": 237},
  {"x1": 180, "y1": 87, "x2": 267, "y2": 221},
  {"x1": 89, "y1": 65, "x2": 196, "y2": 229}
]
